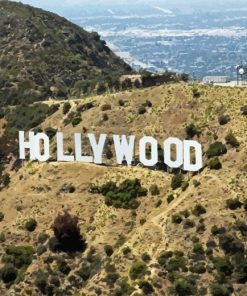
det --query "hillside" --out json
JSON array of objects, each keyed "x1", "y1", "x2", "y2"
[
  {"x1": 0, "y1": 83, "x2": 247, "y2": 295},
  {"x1": 0, "y1": 1, "x2": 131, "y2": 106}
]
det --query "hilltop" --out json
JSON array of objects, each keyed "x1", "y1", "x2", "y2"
[
  {"x1": 0, "y1": 1, "x2": 131, "y2": 106},
  {"x1": 0, "y1": 83, "x2": 247, "y2": 295}
]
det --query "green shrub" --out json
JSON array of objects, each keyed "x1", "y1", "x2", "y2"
[
  {"x1": 193, "y1": 243, "x2": 205, "y2": 254},
  {"x1": 174, "y1": 277, "x2": 195, "y2": 296},
  {"x1": 171, "y1": 173, "x2": 184, "y2": 190},
  {"x1": 1, "y1": 264, "x2": 18, "y2": 283},
  {"x1": 63, "y1": 102, "x2": 71, "y2": 114},
  {"x1": 129, "y1": 261, "x2": 147, "y2": 280},
  {"x1": 72, "y1": 116, "x2": 81, "y2": 127},
  {"x1": 38, "y1": 233, "x2": 49, "y2": 244},
  {"x1": 1, "y1": 173, "x2": 10, "y2": 187},
  {"x1": 155, "y1": 199, "x2": 162, "y2": 208},
  {"x1": 57, "y1": 258, "x2": 71, "y2": 275},
  {"x1": 206, "y1": 142, "x2": 227, "y2": 158},
  {"x1": 149, "y1": 184, "x2": 160, "y2": 196},
  {"x1": 101, "y1": 104, "x2": 111, "y2": 111},
  {"x1": 213, "y1": 256, "x2": 233, "y2": 276},
  {"x1": 35, "y1": 269, "x2": 48, "y2": 294},
  {"x1": 219, "y1": 233, "x2": 244, "y2": 254},
  {"x1": 140, "y1": 218, "x2": 146, "y2": 225},
  {"x1": 226, "y1": 198, "x2": 242, "y2": 210},
  {"x1": 185, "y1": 123, "x2": 201, "y2": 138},
  {"x1": 141, "y1": 252, "x2": 151, "y2": 263},
  {"x1": 225, "y1": 132, "x2": 239, "y2": 148},
  {"x1": 183, "y1": 219, "x2": 195, "y2": 229},
  {"x1": 138, "y1": 280, "x2": 154, "y2": 294},
  {"x1": 191, "y1": 262, "x2": 206, "y2": 274},
  {"x1": 4, "y1": 245, "x2": 34, "y2": 269},
  {"x1": 218, "y1": 115, "x2": 231, "y2": 125},
  {"x1": 192, "y1": 87, "x2": 201, "y2": 98},
  {"x1": 210, "y1": 283, "x2": 231, "y2": 296},
  {"x1": 76, "y1": 264, "x2": 91, "y2": 281},
  {"x1": 157, "y1": 251, "x2": 173, "y2": 267},
  {"x1": 122, "y1": 246, "x2": 131, "y2": 256},
  {"x1": 92, "y1": 179, "x2": 147, "y2": 209},
  {"x1": 211, "y1": 226, "x2": 226, "y2": 236},
  {"x1": 25, "y1": 218, "x2": 37, "y2": 232},
  {"x1": 0, "y1": 232, "x2": 6, "y2": 242},
  {"x1": 192, "y1": 204, "x2": 206, "y2": 216},
  {"x1": 44, "y1": 127, "x2": 57, "y2": 139},
  {"x1": 167, "y1": 194, "x2": 174, "y2": 203},
  {"x1": 172, "y1": 214, "x2": 183, "y2": 224},
  {"x1": 0, "y1": 212, "x2": 4, "y2": 222},
  {"x1": 208, "y1": 157, "x2": 222, "y2": 170},
  {"x1": 244, "y1": 199, "x2": 247, "y2": 211},
  {"x1": 104, "y1": 245, "x2": 114, "y2": 257}
]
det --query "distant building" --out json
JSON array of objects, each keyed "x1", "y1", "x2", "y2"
[{"x1": 202, "y1": 76, "x2": 231, "y2": 84}]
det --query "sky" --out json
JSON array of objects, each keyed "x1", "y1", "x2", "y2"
[{"x1": 11, "y1": 0, "x2": 247, "y2": 11}]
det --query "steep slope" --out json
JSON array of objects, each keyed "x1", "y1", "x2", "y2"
[
  {"x1": 0, "y1": 1, "x2": 131, "y2": 106},
  {"x1": 0, "y1": 83, "x2": 247, "y2": 295}
]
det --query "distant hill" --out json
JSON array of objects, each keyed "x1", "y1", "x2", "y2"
[{"x1": 0, "y1": 0, "x2": 132, "y2": 105}]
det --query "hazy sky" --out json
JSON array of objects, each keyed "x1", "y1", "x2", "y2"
[{"x1": 12, "y1": 0, "x2": 247, "y2": 10}]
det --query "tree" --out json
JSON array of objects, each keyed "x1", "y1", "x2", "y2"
[{"x1": 52, "y1": 211, "x2": 86, "y2": 252}]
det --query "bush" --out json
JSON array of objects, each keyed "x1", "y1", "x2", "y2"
[
  {"x1": 149, "y1": 184, "x2": 160, "y2": 196},
  {"x1": 101, "y1": 104, "x2": 111, "y2": 111},
  {"x1": 4, "y1": 245, "x2": 34, "y2": 269},
  {"x1": 185, "y1": 123, "x2": 201, "y2": 138},
  {"x1": 191, "y1": 262, "x2": 206, "y2": 274},
  {"x1": 63, "y1": 102, "x2": 71, "y2": 114},
  {"x1": 141, "y1": 252, "x2": 151, "y2": 263},
  {"x1": 35, "y1": 269, "x2": 48, "y2": 294},
  {"x1": 44, "y1": 127, "x2": 57, "y2": 139},
  {"x1": 172, "y1": 214, "x2": 183, "y2": 224},
  {"x1": 157, "y1": 251, "x2": 173, "y2": 267},
  {"x1": 208, "y1": 157, "x2": 222, "y2": 170},
  {"x1": 122, "y1": 246, "x2": 131, "y2": 256},
  {"x1": 218, "y1": 115, "x2": 231, "y2": 125},
  {"x1": 206, "y1": 142, "x2": 227, "y2": 158},
  {"x1": 72, "y1": 116, "x2": 81, "y2": 127},
  {"x1": 38, "y1": 233, "x2": 49, "y2": 244},
  {"x1": 92, "y1": 179, "x2": 147, "y2": 209},
  {"x1": 192, "y1": 204, "x2": 206, "y2": 216},
  {"x1": 244, "y1": 199, "x2": 247, "y2": 211},
  {"x1": 25, "y1": 218, "x2": 37, "y2": 232},
  {"x1": 138, "y1": 280, "x2": 154, "y2": 294},
  {"x1": 1, "y1": 264, "x2": 18, "y2": 283},
  {"x1": 174, "y1": 278, "x2": 195, "y2": 296},
  {"x1": 52, "y1": 211, "x2": 86, "y2": 252},
  {"x1": 0, "y1": 212, "x2": 4, "y2": 222},
  {"x1": 171, "y1": 173, "x2": 184, "y2": 190},
  {"x1": 129, "y1": 261, "x2": 147, "y2": 280},
  {"x1": 104, "y1": 245, "x2": 114, "y2": 257},
  {"x1": 1, "y1": 173, "x2": 10, "y2": 187},
  {"x1": 138, "y1": 106, "x2": 146, "y2": 115},
  {"x1": 57, "y1": 258, "x2": 71, "y2": 275},
  {"x1": 76, "y1": 264, "x2": 91, "y2": 281},
  {"x1": 193, "y1": 243, "x2": 205, "y2": 254},
  {"x1": 210, "y1": 283, "x2": 231, "y2": 296},
  {"x1": 226, "y1": 198, "x2": 242, "y2": 210},
  {"x1": 167, "y1": 194, "x2": 174, "y2": 203},
  {"x1": 183, "y1": 219, "x2": 195, "y2": 229},
  {"x1": 219, "y1": 233, "x2": 244, "y2": 254},
  {"x1": 225, "y1": 132, "x2": 239, "y2": 148},
  {"x1": 155, "y1": 199, "x2": 162, "y2": 208},
  {"x1": 211, "y1": 226, "x2": 226, "y2": 236}
]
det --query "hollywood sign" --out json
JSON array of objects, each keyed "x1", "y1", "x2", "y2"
[{"x1": 18, "y1": 131, "x2": 203, "y2": 172}]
